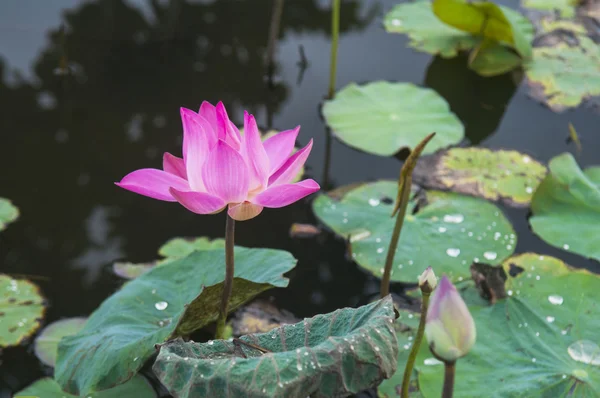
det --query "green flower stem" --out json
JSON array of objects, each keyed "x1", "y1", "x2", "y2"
[
  {"x1": 442, "y1": 361, "x2": 456, "y2": 398},
  {"x1": 215, "y1": 214, "x2": 235, "y2": 339},
  {"x1": 400, "y1": 290, "x2": 431, "y2": 398},
  {"x1": 380, "y1": 132, "x2": 436, "y2": 297},
  {"x1": 327, "y1": 0, "x2": 340, "y2": 99}
]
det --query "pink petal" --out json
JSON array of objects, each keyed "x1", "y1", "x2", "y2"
[
  {"x1": 228, "y1": 202, "x2": 263, "y2": 221},
  {"x1": 263, "y1": 126, "x2": 300, "y2": 174},
  {"x1": 169, "y1": 188, "x2": 226, "y2": 214},
  {"x1": 202, "y1": 140, "x2": 250, "y2": 203},
  {"x1": 116, "y1": 169, "x2": 190, "y2": 202},
  {"x1": 163, "y1": 153, "x2": 187, "y2": 179},
  {"x1": 268, "y1": 139, "x2": 313, "y2": 187},
  {"x1": 253, "y1": 179, "x2": 320, "y2": 208},
  {"x1": 181, "y1": 108, "x2": 213, "y2": 191},
  {"x1": 198, "y1": 101, "x2": 217, "y2": 127},
  {"x1": 216, "y1": 102, "x2": 241, "y2": 150},
  {"x1": 241, "y1": 111, "x2": 270, "y2": 190}
]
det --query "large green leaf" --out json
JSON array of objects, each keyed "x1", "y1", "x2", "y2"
[
  {"x1": 55, "y1": 248, "x2": 297, "y2": 395},
  {"x1": 530, "y1": 153, "x2": 600, "y2": 261},
  {"x1": 322, "y1": 82, "x2": 464, "y2": 157},
  {"x1": 525, "y1": 24, "x2": 600, "y2": 111},
  {"x1": 413, "y1": 148, "x2": 547, "y2": 207},
  {"x1": 153, "y1": 297, "x2": 398, "y2": 398},
  {"x1": 416, "y1": 253, "x2": 600, "y2": 397},
  {"x1": 0, "y1": 198, "x2": 19, "y2": 231},
  {"x1": 34, "y1": 317, "x2": 87, "y2": 367},
  {"x1": 384, "y1": 1, "x2": 477, "y2": 57},
  {"x1": 312, "y1": 181, "x2": 516, "y2": 283},
  {"x1": 432, "y1": 0, "x2": 532, "y2": 58},
  {"x1": 0, "y1": 275, "x2": 46, "y2": 347},
  {"x1": 14, "y1": 376, "x2": 156, "y2": 398}
]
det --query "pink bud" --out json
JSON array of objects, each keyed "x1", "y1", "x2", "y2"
[{"x1": 425, "y1": 276, "x2": 476, "y2": 362}]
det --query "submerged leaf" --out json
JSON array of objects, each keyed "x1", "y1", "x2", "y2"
[
  {"x1": 14, "y1": 376, "x2": 156, "y2": 398},
  {"x1": 413, "y1": 148, "x2": 547, "y2": 207},
  {"x1": 153, "y1": 297, "x2": 398, "y2": 398},
  {"x1": 0, "y1": 275, "x2": 46, "y2": 348},
  {"x1": 530, "y1": 153, "x2": 600, "y2": 261},
  {"x1": 231, "y1": 300, "x2": 299, "y2": 337},
  {"x1": 55, "y1": 248, "x2": 296, "y2": 395},
  {"x1": 34, "y1": 317, "x2": 87, "y2": 367},
  {"x1": 0, "y1": 198, "x2": 19, "y2": 231},
  {"x1": 312, "y1": 181, "x2": 516, "y2": 283},
  {"x1": 322, "y1": 81, "x2": 463, "y2": 156}
]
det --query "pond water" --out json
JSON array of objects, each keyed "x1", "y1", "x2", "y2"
[{"x1": 0, "y1": 0, "x2": 598, "y2": 396}]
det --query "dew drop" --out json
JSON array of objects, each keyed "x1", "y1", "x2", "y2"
[
  {"x1": 297, "y1": 364, "x2": 303, "y2": 371},
  {"x1": 446, "y1": 248, "x2": 460, "y2": 258},
  {"x1": 523, "y1": 156, "x2": 531, "y2": 163},
  {"x1": 546, "y1": 316, "x2": 555, "y2": 323},
  {"x1": 423, "y1": 358, "x2": 443, "y2": 366},
  {"x1": 568, "y1": 340, "x2": 600, "y2": 366},
  {"x1": 483, "y1": 251, "x2": 497, "y2": 261},
  {"x1": 532, "y1": 357, "x2": 537, "y2": 363},
  {"x1": 438, "y1": 226, "x2": 447, "y2": 233},
  {"x1": 208, "y1": 340, "x2": 214, "y2": 345},
  {"x1": 507, "y1": 290, "x2": 513, "y2": 296},
  {"x1": 375, "y1": 346, "x2": 380, "y2": 352},
  {"x1": 377, "y1": 247, "x2": 385, "y2": 254},
  {"x1": 342, "y1": 218, "x2": 348, "y2": 224},
  {"x1": 368, "y1": 198, "x2": 380, "y2": 207},
  {"x1": 155, "y1": 301, "x2": 168, "y2": 310},
  {"x1": 526, "y1": 187, "x2": 533, "y2": 194},
  {"x1": 443, "y1": 214, "x2": 464, "y2": 224},
  {"x1": 391, "y1": 18, "x2": 402, "y2": 26},
  {"x1": 563, "y1": 244, "x2": 570, "y2": 250},
  {"x1": 548, "y1": 295, "x2": 564, "y2": 305}
]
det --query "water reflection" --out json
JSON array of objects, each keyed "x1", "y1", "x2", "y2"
[{"x1": 424, "y1": 54, "x2": 520, "y2": 145}]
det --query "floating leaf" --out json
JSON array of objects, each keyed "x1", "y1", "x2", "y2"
[
  {"x1": 468, "y1": 42, "x2": 524, "y2": 76},
  {"x1": 34, "y1": 317, "x2": 87, "y2": 367},
  {"x1": 530, "y1": 153, "x2": 600, "y2": 261},
  {"x1": 312, "y1": 181, "x2": 516, "y2": 283},
  {"x1": 0, "y1": 198, "x2": 19, "y2": 231},
  {"x1": 158, "y1": 236, "x2": 225, "y2": 258},
  {"x1": 112, "y1": 261, "x2": 156, "y2": 279},
  {"x1": 525, "y1": 26, "x2": 600, "y2": 111},
  {"x1": 14, "y1": 376, "x2": 156, "y2": 398},
  {"x1": 322, "y1": 82, "x2": 464, "y2": 156},
  {"x1": 231, "y1": 300, "x2": 299, "y2": 337},
  {"x1": 55, "y1": 248, "x2": 296, "y2": 395},
  {"x1": 153, "y1": 297, "x2": 398, "y2": 398},
  {"x1": 384, "y1": 1, "x2": 477, "y2": 57},
  {"x1": 0, "y1": 275, "x2": 46, "y2": 347},
  {"x1": 522, "y1": 0, "x2": 576, "y2": 18},
  {"x1": 413, "y1": 148, "x2": 547, "y2": 207},
  {"x1": 416, "y1": 253, "x2": 600, "y2": 397}
]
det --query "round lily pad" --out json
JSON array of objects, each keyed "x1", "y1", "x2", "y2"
[
  {"x1": 312, "y1": 181, "x2": 516, "y2": 283},
  {"x1": 14, "y1": 375, "x2": 156, "y2": 398},
  {"x1": 34, "y1": 317, "x2": 87, "y2": 367},
  {"x1": 413, "y1": 148, "x2": 547, "y2": 207},
  {"x1": 0, "y1": 198, "x2": 19, "y2": 231},
  {"x1": 0, "y1": 275, "x2": 46, "y2": 347},
  {"x1": 525, "y1": 24, "x2": 600, "y2": 111},
  {"x1": 530, "y1": 153, "x2": 600, "y2": 261},
  {"x1": 322, "y1": 82, "x2": 464, "y2": 156},
  {"x1": 415, "y1": 253, "x2": 600, "y2": 397}
]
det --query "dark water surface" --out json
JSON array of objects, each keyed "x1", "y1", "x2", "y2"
[{"x1": 0, "y1": 0, "x2": 598, "y2": 396}]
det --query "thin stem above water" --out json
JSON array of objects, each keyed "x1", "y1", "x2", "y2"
[
  {"x1": 215, "y1": 214, "x2": 235, "y2": 339},
  {"x1": 327, "y1": 0, "x2": 340, "y2": 99},
  {"x1": 442, "y1": 361, "x2": 456, "y2": 398}
]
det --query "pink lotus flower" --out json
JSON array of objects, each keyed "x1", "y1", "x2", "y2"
[{"x1": 116, "y1": 101, "x2": 320, "y2": 221}]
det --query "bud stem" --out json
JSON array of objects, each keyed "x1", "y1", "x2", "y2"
[
  {"x1": 442, "y1": 361, "x2": 456, "y2": 398},
  {"x1": 400, "y1": 290, "x2": 431, "y2": 398},
  {"x1": 327, "y1": 0, "x2": 340, "y2": 100},
  {"x1": 215, "y1": 214, "x2": 235, "y2": 339}
]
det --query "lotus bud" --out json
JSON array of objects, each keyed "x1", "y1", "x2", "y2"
[
  {"x1": 425, "y1": 275, "x2": 476, "y2": 362},
  {"x1": 418, "y1": 266, "x2": 437, "y2": 292}
]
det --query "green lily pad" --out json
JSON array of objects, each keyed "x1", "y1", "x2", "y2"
[
  {"x1": 34, "y1": 317, "x2": 87, "y2": 367},
  {"x1": 384, "y1": 1, "x2": 477, "y2": 57},
  {"x1": 322, "y1": 81, "x2": 464, "y2": 156},
  {"x1": 113, "y1": 237, "x2": 225, "y2": 279},
  {"x1": 522, "y1": 0, "x2": 576, "y2": 18},
  {"x1": 55, "y1": 248, "x2": 297, "y2": 395},
  {"x1": 153, "y1": 297, "x2": 398, "y2": 398},
  {"x1": 14, "y1": 376, "x2": 156, "y2": 398},
  {"x1": 413, "y1": 148, "x2": 547, "y2": 207},
  {"x1": 0, "y1": 275, "x2": 46, "y2": 347},
  {"x1": 530, "y1": 153, "x2": 600, "y2": 261},
  {"x1": 468, "y1": 42, "x2": 525, "y2": 76},
  {"x1": 416, "y1": 253, "x2": 600, "y2": 397},
  {"x1": 525, "y1": 26, "x2": 600, "y2": 111},
  {"x1": 312, "y1": 181, "x2": 516, "y2": 283},
  {"x1": 0, "y1": 198, "x2": 19, "y2": 231}
]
